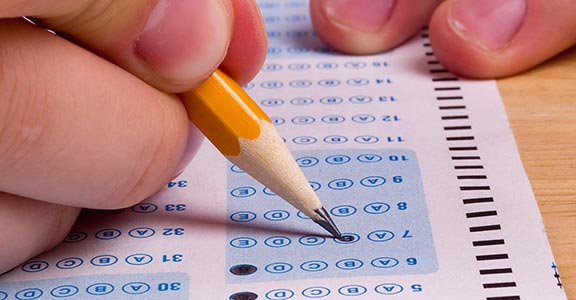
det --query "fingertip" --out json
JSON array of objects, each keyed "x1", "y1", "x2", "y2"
[
  {"x1": 309, "y1": 0, "x2": 395, "y2": 54},
  {"x1": 430, "y1": 0, "x2": 576, "y2": 78},
  {"x1": 429, "y1": 0, "x2": 524, "y2": 78},
  {"x1": 134, "y1": 0, "x2": 234, "y2": 92},
  {"x1": 310, "y1": 0, "x2": 441, "y2": 54},
  {"x1": 428, "y1": 4, "x2": 482, "y2": 78}
]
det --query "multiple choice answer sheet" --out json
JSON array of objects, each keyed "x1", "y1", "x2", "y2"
[{"x1": 0, "y1": 1, "x2": 567, "y2": 299}]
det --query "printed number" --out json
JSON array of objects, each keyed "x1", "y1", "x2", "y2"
[
  {"x1": 158, "y1": 282, "x2": 181, "y2": 291},
  {"x1": 388, "y1": 155, "x2": 408, "y2": 161},
  {"x1": 411, "y1": 284, "x2": 423, "y2": 292},
  {"x1": 397, "y1": 202, "x2": 408, "y2": 210},
  {"x1": 378, "y1": 96, "x2": 397, "y2": 102},
  {"x1": 392, "y1": 176, "x2": 403, "y2": 183},
  {"x1": 167, "y1": 180, "x2": 187, "y2": 188},
  {"x1": 162, "y1": 254, "x2": 183, "y2": 263},
  {"x1": 407, "y1": 257, "x2": 418, "y2": 265},
  {"x1": 165, "y1": 204, "x2": 186, "y2": 211},
  {"x1": 163, "y1": 228, "x2": 184, "y2": 236},
  {"x1": 382, "y1": 115, "x2": 401, "y2": 122}
]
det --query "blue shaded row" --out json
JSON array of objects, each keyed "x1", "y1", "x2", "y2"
[
  {"x1": 0, "y1": 282, "x2": 153, "y2": 299},
  {"x1": 229, "y1": 255, "x2": 418, "y2": 276},
  {"x1": 229, "y1": 228, "x2": 411, "y2": 249},
  {"x1": 229, "y1": 175, "x2": 405, "y2": 198},
  {"x1": 229, "y1": 201, "x2": 400, "y2": 222},
  {"x1": 0, "y1": 273, "x2": 186, "y2": 299}
]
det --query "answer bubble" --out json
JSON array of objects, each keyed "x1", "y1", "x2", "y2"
[
  {"x1": 50, "y1": 285, "x2": 79, "y2": 298},
  {"x1": 229, "y1": 292, "x2": 258, "y2": 300},
  {"x1": 63, "y1": 232, "x2": 87, "y2": 243},
  {"x1": 230, "y1": 264, "x2": 258, "y2": 276},
  {"x1": 335, "y1": 233, "x2": 360, "y2": 244}
]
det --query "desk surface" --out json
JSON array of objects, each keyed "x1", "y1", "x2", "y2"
[{"x1": 498, "y1": 47, "x2": 576, "y2": 298}]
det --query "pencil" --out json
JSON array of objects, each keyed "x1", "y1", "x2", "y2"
[{"x1": 181, "y1": 69, "x2": 342, "y2": 239}]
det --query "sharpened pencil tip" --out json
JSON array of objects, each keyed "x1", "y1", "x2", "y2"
[{"x1": 313, "y1": 207, "x2": 343, "y2": 240}]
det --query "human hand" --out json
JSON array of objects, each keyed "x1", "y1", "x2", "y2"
[
  {"x1": 310, "y1": 0, "x2": 576, "y2": 78},
  {"x1": 0, "y1": 0, "x2": 266, "y2": 273}
]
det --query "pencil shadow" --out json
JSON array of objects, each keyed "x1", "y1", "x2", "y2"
[
  {"x1": 75, "y1": 207, "x2": 333, "y2": 239},
  {"x1": 165, "y1": 211, "x2": 334, "y2": 239}
]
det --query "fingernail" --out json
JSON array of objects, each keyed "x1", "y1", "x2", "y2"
[
  {"x1": 320, "y1": 0, "x2": 396, "y2": 32},
  {"x1": 449, "y1": 0, "x2": 526, "y2": 51},
  {"x1": 172, "y1": 122, "x2": 204, "y2": 178},
  {"x1": 135, "y1": 0, "x2": 232, "y2": 90}
]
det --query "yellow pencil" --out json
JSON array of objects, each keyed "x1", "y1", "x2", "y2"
[{"x1": 181, "y1": 69, "x2": 342, "y2": 239}]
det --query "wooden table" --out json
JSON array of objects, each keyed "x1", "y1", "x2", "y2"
[{"x1": 498, "y1": 47, "x2": 576, "y2": 298}]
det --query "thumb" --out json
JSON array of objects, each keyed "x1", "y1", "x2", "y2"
[
  {"x1": 309, "y1": 0, "x2": 442, "y2": 54},
  {"x1": 429, "y1": 0, "x2": 576, "y2": 78},
  {"x1": 2, "y1": 0, "x2": 234, "y2": 92}
]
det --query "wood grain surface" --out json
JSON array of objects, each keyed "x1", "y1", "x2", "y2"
[{"x1": 498, "y1": 47, "x2": 576, "y2": 299}]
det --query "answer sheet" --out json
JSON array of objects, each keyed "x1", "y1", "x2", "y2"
[{"x1": 0, "y1": 1, "x2": 567, "y2": 299}]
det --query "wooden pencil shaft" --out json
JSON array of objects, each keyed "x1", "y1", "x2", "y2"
[
  {"x1": 182, "y1": 70, "x2": 270, "y2": 156},
  {"x1": 181, "y1": 70, "x2": 324, "y2": 219}
]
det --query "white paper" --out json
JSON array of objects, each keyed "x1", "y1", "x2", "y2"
[{"x1": 0, "y1": 1, "x2": 566, "y2": 299}]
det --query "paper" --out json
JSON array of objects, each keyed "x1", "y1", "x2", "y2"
[{"x1": 0, "y1": 1, "x2": 567, "y2": 299}]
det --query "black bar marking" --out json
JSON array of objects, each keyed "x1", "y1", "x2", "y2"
[
  {"x1": 449, "y1": 146, "x2": 478, "y2": 151},
  {"x1": 442, "y1": 115, "x2": 469, "y2": 120},
  {"x1": 447, "y1": 136, "x2": 475, "y2": 141},
  {"x1": 467, "y1": 211, "x2": 498, "y2": 218},
  {"x1": 428, "y1": 60, "x2": 440, "y2": 65},
  {"x1": 452, "y1": 156, "x2": 481, "y2": 160},
  {"x1": 430, "y1": 69, "x2": 449, "y2": 73},
  {"x1": 464, "y1": 197, "x2": 494, "y2": 204},
  {"x1": 460, "y1": 186, "x2": 491, "y2": 191},
  {"x1": 444, "y1": 126, "x2": 472, "y2": 131},
  {"x1": 433, "y1": 77, "x2": 459, "y2": 81},
  {"x1": 437, "y1": 96, "x2": 464, "y2": 100},
  {"x1": 435, "y1": 87, "x2": 461, "y2": 91},
  {"x1": 483, "y1": 282, "x2": 517, "y2": 289},
  {"x1": 473, "y1": 239, "x2": 505, "y2": 246},
  {"x1": 476, "y1": 254, "x2": 509, "y2": 261},
  {"x1": 470, "y1": 225, "x2": 502, "y2": 232},
  {"x1": 486, "y1": 296, "x2": 521, "y2": 300},
  {"x1": 455, "y1": 165, "x2": 484, "y2": 170},
  {"x1": 439, "y1": 105, "x2": 467, "y2": 110},
  {"x1": 480, "y1": 268, "x2": 513, "y2": 275},
  {"x1": 458, "y1": 175, "x2": 488, "y2": 180}
]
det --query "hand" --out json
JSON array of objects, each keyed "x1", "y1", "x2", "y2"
[
  {"x1": 0, "y1": 0, "x2": 266, "y2": 273},
  {"x1": 310, "y1": 0, "x2": 576, "y2": 78}
]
